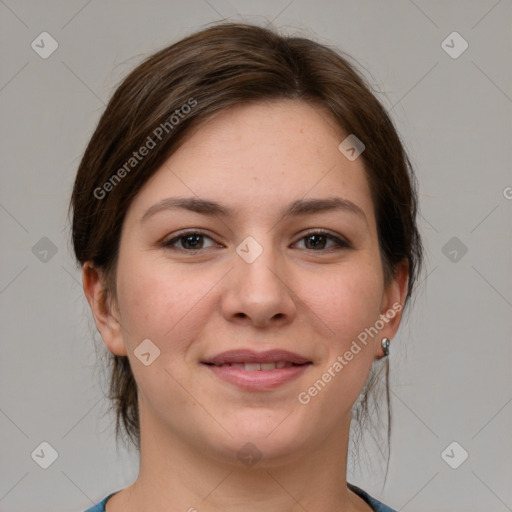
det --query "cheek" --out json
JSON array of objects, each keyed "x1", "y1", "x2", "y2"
[
  {"x1": 292, "y1": 261, "x2": 384, "y2": 427},
  {"x1": 301, "y1": 261, "x2": 382, "y2": 390},
  {"x1": 115, "y1": 255, "x2": 214, "y2": 357},
  {"x1": 306, "y1": 259, "x2": 384, "y2": 342}
]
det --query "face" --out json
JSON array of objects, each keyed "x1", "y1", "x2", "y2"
[{"x1": 86, "y1": 99, "x2": 406, "y2": 465}]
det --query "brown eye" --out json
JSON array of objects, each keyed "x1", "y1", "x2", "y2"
[
  {"x1": 294, "y1": 231, "x2": 351, "y2": 251},
  {"x1": 163, "y1": 231, "x2": 217, "y2": 251}
]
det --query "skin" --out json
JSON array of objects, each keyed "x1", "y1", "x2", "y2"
[{"x1": 83, "y1": 99, "x2": 408, "y2": 512}]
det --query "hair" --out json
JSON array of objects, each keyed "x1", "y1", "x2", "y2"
[{"x1": 69, "y1": 21, "x2": 423, "y2": 478}]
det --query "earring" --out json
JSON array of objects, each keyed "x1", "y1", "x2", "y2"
[{"x1": 381, "y1": 337, "x2": 390, "y2": 357}]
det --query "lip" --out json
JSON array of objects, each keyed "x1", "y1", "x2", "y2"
[
  {"x1": 201, "y1": 349, "x2": 312, "y2": 391},
  {"x1": 202, "y1": 349, "x2": 311, "y2": 366}
]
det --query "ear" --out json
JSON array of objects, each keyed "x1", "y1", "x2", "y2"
[
  {"x1": 375, "y1": 259, "x2": 409, "y2": 358},
  {"x1": 82, "y1": 262, "x2": 127, "y2": 356}
]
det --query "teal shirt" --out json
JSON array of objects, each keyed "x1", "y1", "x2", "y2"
[{"x1": 84, "y1": 484, "x2": 396, "y2": 511}]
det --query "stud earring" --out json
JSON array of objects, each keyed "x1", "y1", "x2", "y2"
[{"x1": 381, "y1": 337, "x2": 390, "y2": 357}]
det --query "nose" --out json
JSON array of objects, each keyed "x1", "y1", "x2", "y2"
[{"x1": 220, "y1": 239, "x2": 297, "y2": 329}]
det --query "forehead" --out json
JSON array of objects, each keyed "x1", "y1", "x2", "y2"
[{"x1": 125, "y1": 99, "x2": 375, "y2": 226}]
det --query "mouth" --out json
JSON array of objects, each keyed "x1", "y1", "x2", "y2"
[
  {"x1": 201, "y1": 349, "x2": 312, "y2": 390},
  {"x1": 203, "y1": 361, "x2": 306, "y2": 370},
  {"x1": 201, "y1": 348, "x2": 311, "y2": 366}
]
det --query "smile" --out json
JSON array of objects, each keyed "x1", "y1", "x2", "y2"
[
  {"x1": 201, "y1": 363, "x2": 312, "y2": 391},
  {"x1": 207, "y1": 361, "x2": 299, "y2": 370}
]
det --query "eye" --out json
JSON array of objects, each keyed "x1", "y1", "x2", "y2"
[
  {"x1": 293, "y1": 230, "x2": 351, "y2": 251},
  {"x1": 162, "y1": 231, "x2": 219, "y2": 251},
  {"x1": 162, "y1": 229, "x2": 351, "y2": 253}
]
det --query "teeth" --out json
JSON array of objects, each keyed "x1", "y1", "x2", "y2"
[{"x1": 218, "y1": 362, "x2": 294, "y2": 370}]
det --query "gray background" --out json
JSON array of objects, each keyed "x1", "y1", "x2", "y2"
[{"x1": 1, "y1": 1, "x2": 511, "y2": 511}]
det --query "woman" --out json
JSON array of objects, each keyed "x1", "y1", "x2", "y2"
[{"x1": 71, "y1": 21, "x2": 422, "y2": 512}]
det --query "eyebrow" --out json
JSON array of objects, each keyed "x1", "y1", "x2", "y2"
[{"x1": 140, "y1": 196, "x2": 367, "y2": 224}]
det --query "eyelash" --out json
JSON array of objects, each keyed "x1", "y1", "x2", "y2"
[{"x1": 162, "y1": 229, "x2": 351, "y2": 253}]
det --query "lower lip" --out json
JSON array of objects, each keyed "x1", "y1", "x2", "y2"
[{"x1": 203, "y1": 363, "x2": 311, "y2": 390}]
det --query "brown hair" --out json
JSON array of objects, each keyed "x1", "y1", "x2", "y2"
[{"x1": 69, "y1": 21, "x2": 423, "y2": 472}]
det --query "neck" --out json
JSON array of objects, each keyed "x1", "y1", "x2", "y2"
[{"x1": 117, "y1": 403, "x2": 369, "y2": 512}]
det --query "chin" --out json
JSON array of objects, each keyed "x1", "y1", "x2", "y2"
[{"x1": 205, "y1": 415, "x2": 313, "y2": 468}]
